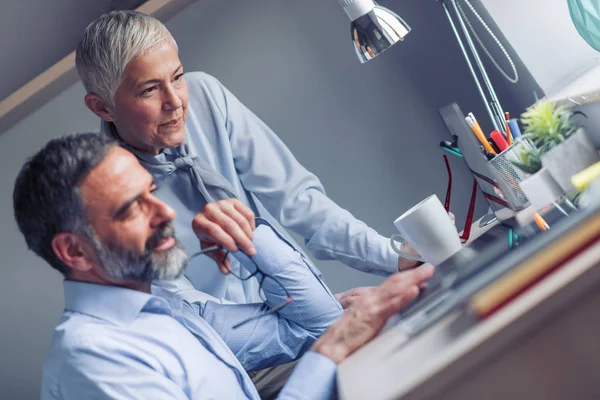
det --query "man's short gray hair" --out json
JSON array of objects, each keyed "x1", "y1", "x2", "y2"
[
  {"x1": 76, "y1": 10, "x2": 178, "y2": 105},
  {"x1": 13, "y1": 133, "x2": 117, "y2": 276}
]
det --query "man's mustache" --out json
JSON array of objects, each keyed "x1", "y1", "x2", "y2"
[{"x1": 146, "y1": 222, "x2": 176, "y2": 251}]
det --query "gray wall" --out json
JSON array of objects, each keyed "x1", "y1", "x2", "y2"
[
  {"x1": 482, "y1": 0, "x2": 600, "y2": 95},
  {"x1": 0, "y1": 0, "x2": 540, "y2": 398},
  {"x1": 0, "y1": 0, "x2": 145, "y2": 101}
]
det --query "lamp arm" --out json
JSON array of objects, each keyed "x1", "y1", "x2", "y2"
[{"x1": 439, "y1": 0, "x2": 507, "y2": 133}]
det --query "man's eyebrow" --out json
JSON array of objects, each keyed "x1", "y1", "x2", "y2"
[{"x1": 112, "y1": 180, "x2": 157, "y2": 219}]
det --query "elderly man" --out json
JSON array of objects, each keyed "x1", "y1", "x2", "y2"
[
  {"x1": 14, "y1": 133, "x2": 434, "y2": 400},
  {"x1": 76, "y1": 10, "x2": 423, "y2": 310}
]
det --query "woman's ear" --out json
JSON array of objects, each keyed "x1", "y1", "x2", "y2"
[{"x1": 84, "y1": 93, "x2": 114, "y2": 122}]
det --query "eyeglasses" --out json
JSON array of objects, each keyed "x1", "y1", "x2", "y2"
[{"x1": 190, "y1": 246, "x2": 292, "y2": 329}]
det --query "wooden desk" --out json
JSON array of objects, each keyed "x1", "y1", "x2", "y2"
[{"x1": 338, "y1": 217, "x2": 600, "y2": 399}]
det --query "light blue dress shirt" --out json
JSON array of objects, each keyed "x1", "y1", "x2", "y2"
[
  {"x1": 41, "y1": 224, "x2": 342, "y2": 399},
  {"x1": 102, "y1": 71, "x2": 399, "y2": 305}
]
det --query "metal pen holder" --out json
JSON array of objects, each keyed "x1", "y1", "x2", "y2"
[{"x1": 487, "y1": 138, "x2": 535, "y2": 211}]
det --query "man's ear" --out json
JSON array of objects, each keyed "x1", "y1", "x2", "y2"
[
  {"x1": 84, "y1": 93, "x2": 113, "y2": 122},
  {"x1": 51, "y1": 233, "x2": 95, "y2": 273}
]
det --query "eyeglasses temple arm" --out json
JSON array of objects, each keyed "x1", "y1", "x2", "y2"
[{"x1": 232, "y1": 298, "x2": 292, "y2": 329}]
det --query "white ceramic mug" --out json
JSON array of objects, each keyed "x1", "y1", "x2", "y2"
[{"x1": 390, "y1": 195, "x2": 462, "y2": 266}]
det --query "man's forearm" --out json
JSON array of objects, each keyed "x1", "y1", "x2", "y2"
[{"x1": 233, "y1": 222, "x2": 342, "y2": 332}]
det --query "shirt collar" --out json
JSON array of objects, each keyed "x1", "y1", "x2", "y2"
[{"x1": 63, "y1": 280, "x2": 156, "y2": 325}]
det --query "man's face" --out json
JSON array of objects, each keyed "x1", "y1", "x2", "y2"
[
  {"x1": 110, "y1": 42, "x2": 189, "y2": 155},
  {"x1": 79, "y1": 146, "x2": 188, "y2": 282}
]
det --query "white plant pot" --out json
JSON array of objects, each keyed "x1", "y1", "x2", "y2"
[
  {"x1": 519, "y1": 167, "x2": 563, "y2": 210},
  {"x1": 541, "y1": 128, "x2": 600, "y2": 192}
]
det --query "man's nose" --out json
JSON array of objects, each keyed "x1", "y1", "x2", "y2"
[{"x1": 149, "y1": 196, "x2": 176, "y2": 227}]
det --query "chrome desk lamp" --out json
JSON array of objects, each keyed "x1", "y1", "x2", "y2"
[{"x1": 338, "y1": 0, "x2": 513, "y2": 135}]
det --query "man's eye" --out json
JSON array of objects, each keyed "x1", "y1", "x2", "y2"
[
  {"x1": 150, "y1": 185, "x2": 158, "y2": 194},
  {"x1": 123, "y1": 201, "x2": 141, "y2": 218},
  {"x1": 174, "y1": 73, "x2": 185, "y2": 83}
]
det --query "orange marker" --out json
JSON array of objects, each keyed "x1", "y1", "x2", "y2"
[{"x1": 490, "y1": 130, "x2": 509, "y2": 152}]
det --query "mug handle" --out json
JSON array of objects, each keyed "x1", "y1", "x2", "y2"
[{"x1": 390, "y1": 233, "x2": 426, "y2": 262}]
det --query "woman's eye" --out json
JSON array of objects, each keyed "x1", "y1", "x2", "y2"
[{"x1": 142, "y1": 86, "x2": 158, "y2": 95}]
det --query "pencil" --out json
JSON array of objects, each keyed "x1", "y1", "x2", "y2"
[
  {"x1": 533, "y1": 212, "x2": 550, "y2": 231},
  {"x1": 466, "y1": 113, "x2": 497, "y2": 155},
  {"x1": 505, "y1": 112, "x2": 513, "y2": 146}
]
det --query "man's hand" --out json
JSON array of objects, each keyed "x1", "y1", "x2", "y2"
[
  {"x1": 335, "y1": 287, "x2": 377, "y2": 309},
  {"x1": 397, "y1": 242, "x2": 422, "y2": 271},
  {"x1": 311, "y1": 264, "x2": 435, "y2": 364},
  {"x1": 192, "y1": 199, "x2": 256, "y2": 274}
]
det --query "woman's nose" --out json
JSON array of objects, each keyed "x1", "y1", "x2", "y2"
[{"x1": 162, "y1": 85, "x2": 183, "y2": 111}]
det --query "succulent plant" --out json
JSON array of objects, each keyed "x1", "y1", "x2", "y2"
[
  {"x1": 520, "y1": 99, "x2": 577, "y2": 154},
  {"x1": 511, "y1": 145, "x2": 542, "y2": 174},
  {"x1": 511, "y1": 99, "x2": 577, "y2": 174}
]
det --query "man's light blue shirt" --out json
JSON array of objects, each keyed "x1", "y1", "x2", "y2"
[
  {"x1": 41, "y1": 224, "x2": 342, "y2": 399},
  {"x1": 102, "y1": 71, "x2": 399, "y2": 305}
]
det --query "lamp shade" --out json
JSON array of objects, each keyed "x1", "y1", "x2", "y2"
[{"x1": 340, "y1": 0, "x2": 411, "y2": 63}]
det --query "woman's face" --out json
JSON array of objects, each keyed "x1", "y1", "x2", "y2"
[{"x1": 109, "y1": 42, "x2": 189, "y2": 155}]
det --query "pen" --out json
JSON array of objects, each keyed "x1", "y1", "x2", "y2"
[
  {"x1": 466, "y1": 113, "x2": 497, "y2": 155},
  {"x1": 504, "y1": 112, "x2": 513, "y2": 146},
  {"x1": 488, "y1": 139, "x2": 501, "y2": 154}
]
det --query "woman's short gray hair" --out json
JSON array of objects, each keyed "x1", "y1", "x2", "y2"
[{"x1": 76, "y1": 10, "x2": 178, "y2": 105}]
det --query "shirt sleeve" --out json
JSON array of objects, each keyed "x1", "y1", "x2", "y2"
[
  {"x1": 198, "y1": 223, "x2": 343, "y2": 372},
  {"x1": 194, "y1": 72, "x2": 398, "y2": 276},
  {"x1": 59, "y1": 337, "x2": 188, "y2": 400},
  {"x1": 277, "y1": 351, "x2": 337, "y2": 400}
]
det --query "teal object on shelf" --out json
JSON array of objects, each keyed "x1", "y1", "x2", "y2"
[{"x1": 569, "y1": 0, "x2": 600, "y2": 52}]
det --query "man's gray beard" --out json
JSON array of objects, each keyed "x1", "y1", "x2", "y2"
[{"x1": 89, "y1": 223, "x2": 189, "y2": 283}]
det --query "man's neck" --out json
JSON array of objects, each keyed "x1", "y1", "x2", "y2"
[{"x1": 68, "y1": 269, "x2": 152, "y2": 293}]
